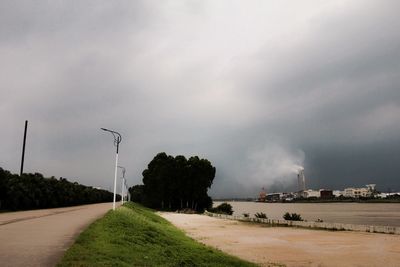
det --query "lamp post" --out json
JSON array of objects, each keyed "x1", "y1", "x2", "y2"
[
  {"x1": 118, "y1": 166, "x2": 126, "y2": 204},
  {"x1": 125, "y1": 179, "x2": 129, "y2": 202},
  {"x1": 101, "y1": 128, "x2": 122, "y2": 210}
]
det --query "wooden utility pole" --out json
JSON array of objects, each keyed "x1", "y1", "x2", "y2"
[{"x1": 20, "y1": 120, "x2": 28, "y2": 176}]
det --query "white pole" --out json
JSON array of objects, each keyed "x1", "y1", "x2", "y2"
[
  {"x1": 121, "y1": 178, "x2": 124, "y2": 205},
  {"x1": 126, "y1": 184, "x2": 128, "y2": 201},
  {"x1": 113, "y1": 152, "x2": 118, "y2": 210},
  {"x1": 100, "y1": 128, "x2": 121, "y2": 211},
  {"x1": 124, "y1": 181, "x2": 128, "y2": 201}
]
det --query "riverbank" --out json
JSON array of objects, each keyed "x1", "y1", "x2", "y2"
[
  {"x1": 160, "y1": 212, "x2": 400, "y2": 267},
  {"x1": 205, "y1": 211, "x2": 400, "y2": 234},
  {"x1": 58, "y1": 203, "x2": 254, "y2": 266}
]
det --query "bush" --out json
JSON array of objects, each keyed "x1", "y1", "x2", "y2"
[
  {"x1": 177, "y1": 208, "x2": 196, "y2": 214},
  {"x1": 208, "y1": 202, "x2": 233, "y2": 215},
  {"x1": 254, "y1": 212, "x2": 267, "y2": 219},
  {"x1": 242, "y1": 213, "x2": 249, "y2": 218},
  {"x1": 283, "y1": 212, "x2": 303, "y2": 221}
]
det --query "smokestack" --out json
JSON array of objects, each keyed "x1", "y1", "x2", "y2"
[{"x1": 297, "y1": 169, "x2": 306, "y2": 192}]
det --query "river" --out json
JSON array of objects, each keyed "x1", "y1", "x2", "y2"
[{"x1": 213, "y1": 201, "x2": 400, "y2": 227}]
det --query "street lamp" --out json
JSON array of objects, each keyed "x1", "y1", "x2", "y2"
[
  {"x1": 125, "y1": 179, "x2": 129, "y2": 202},
  {"x1": 101, "y1": 127, "x2": 122, "y2": 210},
  {"x1": 118, "y1": 166, "x2": 126, "y2": 204}
]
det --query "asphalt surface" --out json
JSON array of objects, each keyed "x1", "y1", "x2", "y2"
[{"x1": 0, "y1": 202, "x2": 116, "y2": 267}]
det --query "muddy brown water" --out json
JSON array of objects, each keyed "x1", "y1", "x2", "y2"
[{"x1": 213, "y1": 201, "x2": 400, "y2": 227}]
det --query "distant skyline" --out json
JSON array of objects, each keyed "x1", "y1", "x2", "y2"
[{"x1": 1, "y1": 1, "x2": 399, "y2": 197}]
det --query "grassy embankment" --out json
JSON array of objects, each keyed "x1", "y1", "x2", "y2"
[{"x1": 58, "y1": 202, "x2": 256, "y2": 267}]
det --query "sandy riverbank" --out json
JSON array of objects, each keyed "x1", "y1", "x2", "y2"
[{"x1": 160, "y1": 212, "x2": 400, "y2": 267}]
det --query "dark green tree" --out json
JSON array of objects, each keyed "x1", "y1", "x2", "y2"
[
  {"x1": 139, "y1": 152, "x2": 216, "y2": 212},
  {"x1": 128, "y1": 184, "x2": 145, "y2": 203},
  {"x1": 0, "y1": 167, "x2": 115, "y2": 211}
]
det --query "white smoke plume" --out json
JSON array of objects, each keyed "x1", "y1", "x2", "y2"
[{"x1": 245, "y1": 143, "x2": 305, "y2": 191}]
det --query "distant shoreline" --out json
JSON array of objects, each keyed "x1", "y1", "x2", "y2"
[
  {"x1": 213, "y1": 198, "x2": 400, "y2": 203},
  {"x1": 211, "y1": 200, "x2": 400, "y2": 227}
]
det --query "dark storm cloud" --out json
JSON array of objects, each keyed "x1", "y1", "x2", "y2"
[
  {"x1": 217, "y1": 0, "x2": 400, "y2": 195},
  {"x1": 1, "y1": 0, "x2": 399, "y2": 198}
]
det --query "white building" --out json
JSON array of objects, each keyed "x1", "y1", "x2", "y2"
[
  {"x1": 304, "y1": 189, "x2": 320, "y2": 198},
  {"x1": 377, "y1": 193, "x2": 388, "y2": 198},
  {"x1": 366, "y1": 184, "x2": 376, "y2": 191},
  {"x1": 378, "y1": 192, "x2": 400, "y2": 198},
  {"x1": 344, "y1": 185, "x2": 374, "y2": 198},
  {"x1": 333, "y1": 190, "x2": 343, "y2": 197}
]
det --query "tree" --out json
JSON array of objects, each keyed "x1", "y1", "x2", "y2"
[
  {"x1": 140, "y1": 152, "x2": 216, "y2": 212},
  {"x1": 0, "y1": 166, "x2": 114, "y2": 211},
  {"x1": 0, "y1": 168, "x2": 10, "y2": 209},
  {"x1": 129, "y1": 185, "x2": 144, "y2": 203}
]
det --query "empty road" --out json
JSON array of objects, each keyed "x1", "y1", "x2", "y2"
[{"x1": 0, "y1": 203, "x2": 115, "y2": 267}]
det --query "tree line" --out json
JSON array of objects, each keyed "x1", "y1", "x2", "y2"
[
  {"x1": 0, "y1": 167, "x2": 116, "y2": 211},
  {"x1": 129, "y1": 152, "x2": 216, "y2": 212}
]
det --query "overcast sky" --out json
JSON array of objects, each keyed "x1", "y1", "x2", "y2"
[{"x1": 1, "y1": 0, "x2": 399, "y2": 197}]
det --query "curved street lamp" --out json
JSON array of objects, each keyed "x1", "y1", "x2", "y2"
[{"x1": 101, "y1": 128, "x2": 122, "y2": 210}]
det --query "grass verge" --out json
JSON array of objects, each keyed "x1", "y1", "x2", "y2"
[{"x1": 58, "y1": 202, "x2": 257, "y2": 267}]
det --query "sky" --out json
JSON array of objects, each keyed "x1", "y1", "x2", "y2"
[{"x1": 1, "y1": 0, "x2": 399, "y2": 197}]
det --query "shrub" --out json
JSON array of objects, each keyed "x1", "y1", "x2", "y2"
[
  {"x1": 254, "y1": 212, "x2": 268, "y2": 219},
  {"x1": 242, "y1": 213, "x2": 249, "y2": 218},
  {"x1": 208, "y1": 202, "x2": 233, "y2": 215},
  {"x1": 283, "y1": 212, "x2": 303, "y2": 221},
  {"x1": 178, "y1": 208, "x2": 196, "y2": 214}
]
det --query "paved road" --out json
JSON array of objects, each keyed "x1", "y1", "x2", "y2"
[{"x1": 0, "y1": 202, "x2": 116, "y2": 267}]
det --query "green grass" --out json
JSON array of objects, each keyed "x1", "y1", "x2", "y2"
[{"x1": 58, "y1": 202, "x2": 257, "y2": 267}]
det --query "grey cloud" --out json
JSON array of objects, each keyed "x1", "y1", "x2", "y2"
[{"x1": 1, "y1": 0, "x2": 400, "y2": 197}]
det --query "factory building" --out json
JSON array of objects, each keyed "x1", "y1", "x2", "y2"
[
  {"x1": 320, "y1": 190, "x2": 334, "y2": 199},
  {"x1": 344, "y1": 184, "x2": 376, "y2": 198},
  {"x1": 303, "y1": 189, "x2": 320, "y2": 198}
]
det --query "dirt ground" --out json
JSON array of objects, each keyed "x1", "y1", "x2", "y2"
[{"x1": 160, "y1": 213, "x2": 400, "y2": 267}]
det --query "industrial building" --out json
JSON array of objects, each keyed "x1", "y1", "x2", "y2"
[{"x1": 343, "y1": 184, "x2": 376, "y2": 198}]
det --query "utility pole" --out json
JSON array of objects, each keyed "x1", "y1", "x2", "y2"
[
  {"x1": 20, "y1": 120, "x2": 28, "y2": 176},
  {"x1": 118, "y1": 166, "x2": 126, "y2": 204},
  {"x1": 101, "y1": 128, "x2": 122, "y2": 210}
]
